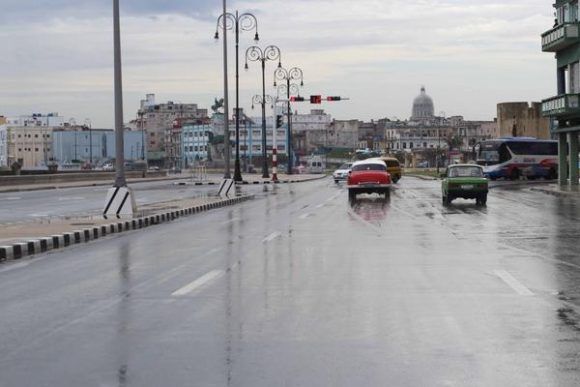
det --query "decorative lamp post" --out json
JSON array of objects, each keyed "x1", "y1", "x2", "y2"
[
  {"x1": 215, "y1": 11, "x2": 259, "y2": 182},
  {"x1": 245, "y1": 45, "x2": 281, "y2": 178},
  {"x1": 251, "y1": 94, "x2": 275, "y2": 179},
  {"x1": 274, "y1": 66, "x2": 303, "y2": 175}
]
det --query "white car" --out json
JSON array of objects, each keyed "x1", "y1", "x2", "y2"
[{"x1": 333, "y1": 163, "x2": 353, "y2": 183}]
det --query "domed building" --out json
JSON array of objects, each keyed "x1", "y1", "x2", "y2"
[{"x1": 411, "y1": 86, "x2": 434, "y2": 121}]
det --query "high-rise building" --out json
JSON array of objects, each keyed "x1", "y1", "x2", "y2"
[{"x1": 541, "y1": 0, "x2": 580, "y2": 185}]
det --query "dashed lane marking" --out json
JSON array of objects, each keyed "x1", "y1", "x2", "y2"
[
  {"x1": 299, "y1": 213, "x2": 313, "y2": 219},
  {"x1": 221, "y1": 217, "x2": 241, "y2": 225},
  {"x1": 262, "y1": 231, "x2": 281, "y2": 243},
  {"x1": 171, "y1": 270, "x2": 225, "y2": 297},
  {"x1": 494, "y1": 270, "x2": 534, "y2": 296}
]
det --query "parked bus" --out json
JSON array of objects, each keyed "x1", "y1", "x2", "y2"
[{"x1": 476, "y1": 137, "x2": 558, "y2": 180}]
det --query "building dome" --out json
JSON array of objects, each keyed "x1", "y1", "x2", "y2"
[{"x1": 411, "y1": 86, "x2": 434, "y2": 120}]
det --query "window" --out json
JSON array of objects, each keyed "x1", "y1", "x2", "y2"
[{"x1": 352, "y1": 163, "x2": 386, "y2": 171}]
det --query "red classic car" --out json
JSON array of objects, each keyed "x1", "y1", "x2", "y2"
[{"x1": 347, "y1": 159, "x2": 392, "y2": 200}]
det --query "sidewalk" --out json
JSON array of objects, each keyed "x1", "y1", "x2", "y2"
[{"x1": 530, "y1": 184, "x2": 580, "y2": 198}]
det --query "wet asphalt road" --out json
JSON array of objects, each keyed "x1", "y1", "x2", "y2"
[
  {"x1": 1, "y1": 177, "x2": 580, "y2": 386},
  {"x1": 0, "y1": 179, "x2": 223, "y2": 224}
]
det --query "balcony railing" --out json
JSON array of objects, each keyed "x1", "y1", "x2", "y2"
[
  {"x1": 542, "y1": 93, "x2": 580, "y2": 117},
  {"x1": 541, "y1": 23, "x2": 580, "y2": 52}
]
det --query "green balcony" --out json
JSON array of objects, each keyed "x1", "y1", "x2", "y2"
[
  {"x1": 542, "y1": 93, "x2": 580, "y2": 118},
  {"x1": 541, "y1": 23, "x2": 580, "y2": 52}
]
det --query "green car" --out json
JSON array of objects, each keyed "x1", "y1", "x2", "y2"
[{"x1": 441, "y1": 164, "x2": 489, "y2": 206}]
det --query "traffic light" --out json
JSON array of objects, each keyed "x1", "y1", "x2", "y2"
[
  {"x1": 290, "y1": 96, "x2": 305, "y2": 102},
  {"x1": 326, "y1": 96, "x2": 341, "y2": 101},
  {"x1": 310, "y1": 95, "x2": 322, "y2": 104},
  {"x1": 276, "y1": 115, "x2": 283, "y2": 128}
]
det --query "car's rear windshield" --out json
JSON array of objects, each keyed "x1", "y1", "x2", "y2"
[
  {"x1": 352, "y1": 164, "x2": 386, "y2": 172},
  {"x1": 339, "y1": 163, "x2": 351, "y2": 169},
  {"x1": 384, "y1": 160, "x2": 399, "y2": 167},
  {"x1": 448, "y1": 166, "x2": 483, "y2": 177}
]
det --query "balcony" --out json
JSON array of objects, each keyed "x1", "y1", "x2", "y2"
[
  {"x1": 542, "y1": 93, "x2": 580, "y2": 118},
  {"x1": 542, "y1": 23, "x2": 580, "y2": 52}
]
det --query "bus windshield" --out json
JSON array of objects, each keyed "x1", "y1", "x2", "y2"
[{"x1": 477, "y1": 142, "x2": 501, "y2": 165}]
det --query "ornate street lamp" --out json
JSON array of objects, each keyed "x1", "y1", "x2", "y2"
[
  {"x1": 245, "y1": 45, "x2": 282, "y2": 178},
  {"x1": 274, "y1": 67, "x2": 303, "y2": 175},
  {"x1": 215, "y1": 11, "x2": 259, "y2": 182}
]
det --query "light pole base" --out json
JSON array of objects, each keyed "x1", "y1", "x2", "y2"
[
  {"x1": 103, "y1": 186, "x2": 137, "y2": 218},
  {"x1": 233, "y1": 159, "x2": 243, "y2": 182}
]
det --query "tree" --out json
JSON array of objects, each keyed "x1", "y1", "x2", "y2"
[
  {"x1": 445, "y1": 134, "x2": 463, "y2": 150},
  {"x1": 211, "y1": 98, "x2": 224, "y2": 114}
]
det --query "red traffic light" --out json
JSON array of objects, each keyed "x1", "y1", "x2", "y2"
[
  {"x1": 326, "y1": 96, "x2": 341, "y2": 101},
  {"x1": 310, "y1": 95, "x2": 322, "y2": 104},
  {"x1": 290, "y1": 96, "x2": 305, "y2": 102}
]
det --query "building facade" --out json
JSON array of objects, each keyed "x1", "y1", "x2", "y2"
[
  {"x1": 0, "y1": 125, "x2": 7, "y2": 168},
  {"x1": 136, "y1": 94, "x2": 209, "y2": 166},
  {"x1": 541, "y1": 0, "x2": 580, "y2": 186},
  {"x1": 497, "y1": 102, "x2": 550, "y2": 139},
  {"x1": 291, "y1": 109, "x2": 333, "y2": 155},
  {"x1": 52, "y1": 129, "x2": 144, "y2": 167},
  {"x1": 181, "y1": 124, "x2": 212, "y2": 167},
  {"x1": 6, "y1": 113, "x2": 65, "y2": 128},
  {"x1": 6, "y1": 126, "x2": 54, "y2": 169}
]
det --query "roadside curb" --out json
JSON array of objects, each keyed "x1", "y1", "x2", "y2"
[
  {"x1": 405, "y1": 174, "x2": 438, "y2": 181},
  {"x1": 0, "y1": 195, "x2": 254, "y2": 263},
  {"x1": 530, "y1": 186, "x2": 580, "y2": 198}
]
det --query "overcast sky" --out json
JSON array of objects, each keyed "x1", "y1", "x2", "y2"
[{"x1": 0, "y1": 0, "x2": 554, "y2": 127}]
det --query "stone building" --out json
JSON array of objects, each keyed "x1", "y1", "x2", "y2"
[
  {"x1": 411, "y1": 86, "x2": 435, "y2": 122},
  {"x1": 497, "y1": 102, "x2": 550, "y2": 139},
  {"x1": 6, "y1": 126, "x2": 54, "y2": 169},
  {"x1": 136, "y1": 94, "x2": 209, "y2": 166}
]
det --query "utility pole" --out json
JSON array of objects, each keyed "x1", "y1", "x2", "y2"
[{"x1": 103, "y1": 0, "x2": 136, "y2": 217}]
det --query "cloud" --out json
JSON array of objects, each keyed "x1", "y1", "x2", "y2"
[
  {"x1": 0, "y1": 0, "x2": 556, "y2": 126},
  {"x1": 0, "y1": 0, "x2": 220, "y2": 24}
]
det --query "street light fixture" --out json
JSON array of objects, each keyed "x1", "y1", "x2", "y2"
[
  {"x1": 215, "y1": 10, "x2": 259, "y2": 182},
  {"x1": 274, "y1": 66, "x2": 304, "y2": 175},
  {"x1": 245, "y1": 45, "x2": 282, "y2": 178}
]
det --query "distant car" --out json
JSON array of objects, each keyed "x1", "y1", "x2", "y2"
[
  {"x1": 374, "y1": 157, "x2": 402, "y2": 183},
  {"x1": 347, "y1": 159, "x2": 392, "y2": 200},
  {"x1": 333, "y1": 162, "x2": 353, "y2": 183},
  {"x1": 441, "y1": 164, "x2": 488, "y2": 206}
]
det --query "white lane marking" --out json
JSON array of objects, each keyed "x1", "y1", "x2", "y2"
[
  {"x1": 262, "y1": 231, "x2": 281, "y2": 243},
  {"x1": 222, "y1": 217, "x2": 241, "y2": 225},
  {"x1": 171, "y1": 270, "x2": 224, "y2": 296},
  {"x1": 3, "y1": 197, "x2": 21, "y2": 200},
  {"x1": 315, "y1": 203, "x2": 325, "y2": 209},
  {"x1": 58, "y1": 197, "x2": 85, "y2": 201},
  {"x1": 494, "y1": 270, "x2": 534, "y2": 296},
  {"x1": 299, "y1": 213, "x2": 313, "y2": 219},
  {"x1": 0, "y1": 261, "x2": 31, "y2": 274}
]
